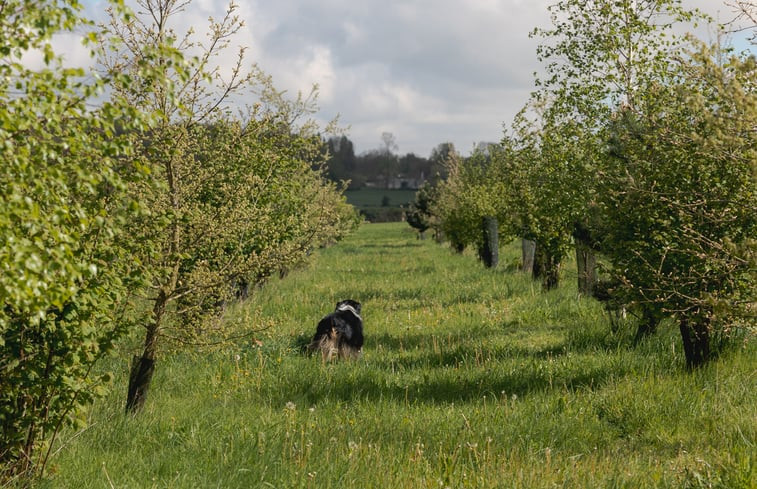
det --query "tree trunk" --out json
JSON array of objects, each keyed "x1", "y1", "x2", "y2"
[
  {"x1": 679, "y1": 314, "x2": 710, "y2": 369},
  {"x1": 236, "y1": 278, "x2": 250, "y2": 300},
  {"x1": 521, "y1": 239, "x2": 536, "y2": 274},
  {"x1": 478, "y1": 216, "x2": 498, "y2": 268},
  {"x1": 633, "y1": 307, "x2": 659, "y2": 344},
  {"x1": 125, "y1": 355, "x2": 155, "y2": 414},
  {"x1": 125, "y1": 291, "x2": 166, "y2": 413},
  {"x1": 575, "y1": 241, "x2": 597, "y2": 296},
  {"x1": 534, "y1": 247, "x2": 560, "y2": 290},
  {"x1": 451, "y1": 236, "x2": 465, "y2": 254},
  {"x1": 532, "y1": 244, "x2": 543, "y2": 281}
]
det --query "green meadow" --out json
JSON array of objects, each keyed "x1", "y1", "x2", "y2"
[
  {"x1": 344, "y1": 188, "x2": 416, "y2": 208},
  {"x1": 345, "y1": 189, "x2": 416, "y2": 222},
  {"x1": 42, "y1": 223, "x2": 756, "y2": 488}
]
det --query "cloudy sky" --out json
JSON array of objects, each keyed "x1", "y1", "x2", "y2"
[{"x1": 72, "y1": 0, "x2": 754, "y2": 158}]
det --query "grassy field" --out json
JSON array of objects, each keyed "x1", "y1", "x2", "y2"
[
  {"x1": 42, "y1": 223, "x2": 755, "y2": 488},
  {"x1": 345, "y1": 188, "x2": 416, "y2": 222},
  {"x1": 344, "y1": 188, "x2": 416, "y2": 208}
]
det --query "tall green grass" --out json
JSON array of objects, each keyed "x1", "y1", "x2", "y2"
[{"x1": 41, "y1": 223, "x2": 756, "y2": 488}]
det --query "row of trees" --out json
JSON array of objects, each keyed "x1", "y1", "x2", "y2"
[
  {"x1": 1, "y1": 0, "x2": 358, "y2": 480},
  {"x1": 324, "y1": 134, "x2": 456, "y2": 188},
  {"x1": 409, "y1": 0, "x2": 756, "y2": 369}
]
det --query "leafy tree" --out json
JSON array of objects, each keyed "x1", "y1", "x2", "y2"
[
  {"x1": 324, "y1": 135, "x2": 358, "y2": 186},
  {"x1": 725, "y1": 0, "x2": 757, "y2": 44},
  {"x1": 432, "y1": 147, "x2": 508, "y2": 253},
  {"x1": 350, "y1": 149, "x2": 384, "y2": 184},
  {"x1": 533, "y1": 0, "x2": 704, "y2": 120},
  {"x1": 0, "y1": 0, "x2": 158, "y2": 479},
  {"x1": 599, "y1": 43, "x2": 757, "y2": 368},
  {"x1": 398, "y1": 152, "x2": 432, "y2": 185},
  {"x1": 100, "y1": 0, "x2": 356, "y2": 412},
  {"x1": 376, "y1": 131, "x2": 400, "y2": 187},
  {"x1": 405, "y1": 182, "x2": 437, "y2": 239},
  {"x1": 494, "y1": 111, "x2": 594, "y2": 289},
  {"x1": 528, "y1": 0, "x2": 755, "y2": 366},
  {"x1": 428, "y1": 142, "x2": 455, "y2": 181},
  {"x1": 323, "y1": 137, "x2": 440, "y2": 190},
  {"x1": 526, "y1": 0, "x2": 707, "y2": 292}
]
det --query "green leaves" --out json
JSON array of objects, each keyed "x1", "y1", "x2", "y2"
[
  {"x1": 94, "y1": 0, "x2": 358, "y2": 413},
  {"x1": 599, "y1": 43, "x2": 757, "y2": 364},
  {"x1": 1, "y1": 0, "x2": 159, "y2": 479},
  {"x1": 533, "y1": 0, "x2": 707, "y2": 121}
]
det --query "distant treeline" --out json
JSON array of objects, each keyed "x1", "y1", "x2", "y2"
[{"x1": 322, "y1": 134, "x2": 458, "y2": 189}]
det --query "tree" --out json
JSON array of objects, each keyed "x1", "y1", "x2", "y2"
[
  {"x1": 494, "y1": 111, "x2": 593, "y2": 289},
  {"x1": 725, "y1": 0, "x2": 757, "y2": 44},
  {"x1": 324, "y1": 135, "x2": 358, "y2": 186},
  {"x1": 398, "y1": 152, "x2": 431, "y2": 185},
  {"x1": 405, "y1": 182, "x2": 436, "y2": 239},
  {"x1": 100, "y1": 0, "x2": 356, "y2": 412},
  {"x1": 533, "y1": 0, "x2": 704, "y2": 119},
  {"x1": 376, "y1": 131, "x2": 400, "y2": 187},
  {"x1": 599, "y1": 43, "x2": 757, "y2": 368},
  {"x1": 381, "y1": 131, "x2": 399, "y2": 154},
  {"x1": 527, "y1": 0, "x2": 708, "y2": 293},
  {"x1": 0, "y1": 0, "x2": 158, "y2": 479},
  {"x1": 428, "y1": 142, "x2": 455, "y2": 181},
  {"x1": 432, "y1": 147, "x2": 509, "y2": 254}
]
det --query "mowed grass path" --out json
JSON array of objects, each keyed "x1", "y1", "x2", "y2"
[{"x1": 45, "y1": 223, "x2": 756, "y2": 488}]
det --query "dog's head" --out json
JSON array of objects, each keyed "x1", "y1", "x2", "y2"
[{"x1": 335, "y1": 299, "x2": 361, "y2": 316}]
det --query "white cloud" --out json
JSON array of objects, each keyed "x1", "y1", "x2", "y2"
[
  {"x1": 35, "y1": 0, "x2": 757, "y2": 157},
  {"x1": 21, "y1": 32, "x2": 94, "y2": 71},
  {"x1": 267, "y1": 45, "x2": 336, "y2": 103}
]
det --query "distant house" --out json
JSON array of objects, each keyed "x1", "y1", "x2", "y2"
[
  {"x1": 386, "y1": 175, "x2": 425, "y2": 190},
  {"x1": 364, "y1": 173, "x2": 426, "y2": 190}
]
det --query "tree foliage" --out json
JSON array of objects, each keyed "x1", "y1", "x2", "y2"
[
  {"x1": 725, "y1": 0, "x2": 757, "y2": 44},
  {"x1": 492, "y1": 112, "x2": 597, "y2": 289},
  {"x1": 532, "y1": 0, "x2": 704, "y2": 119},
  {"x1": 600, "y1": 44, "x2": 757, "y2": 366},
  {"x1": 430, "y1": 0, "x2": 754, "y2": 368},
  {"x1": 405, "y1": 182, "x2": 437, "y2": 237},
  {"x1": 431, "y1": 1, "x2": 705, "y2": 289},
  {"x1": 322, "y1": 137, "x2": 450, "y2": 190},
  {"x1": 98, "y1": 0, "x2": 357, "y2": 412},
  {"x1": 324, "y1": 135, "x2": 358, "y2": 186},
  {"x1": 516, "y1": 0, "x2": 707, "y2": 290},
  {"x1": 1, "y1": 0, "x2": 359, "y2": 475},
  {"x1": 517, "y1": 0, "x2": 754, "y2": 364},
  {"x1": 0, "y1": 0, "x2": 158, "y2": 479},
  {"x1": 431, "y1": 147, "x2": 507, "y2": 252}
]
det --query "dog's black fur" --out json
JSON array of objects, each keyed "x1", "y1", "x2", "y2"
[{"x1": 308, "y1": 300, "x2": 363, "y2": 361}]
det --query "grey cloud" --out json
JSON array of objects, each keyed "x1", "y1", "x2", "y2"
[
  {"x1": 75, "y1": 0, "x2": 751, "y2": 157},
  {"x1": 250, "y1": 0, "x2": 550, "y2": 155}
]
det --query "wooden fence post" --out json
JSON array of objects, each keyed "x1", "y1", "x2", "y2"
[
  {"x1": 575, "y1": 241, "x2": 597, "y2": 296},
  {"x1": 521, "y1": 239, "x2": 536, "y2": 274}
]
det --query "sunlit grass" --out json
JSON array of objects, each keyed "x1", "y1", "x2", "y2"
[{"x1": 42, "y1": 223, "x2": 756, "y2": 488}]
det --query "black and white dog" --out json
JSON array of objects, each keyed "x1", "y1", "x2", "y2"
[{"x1": 308, "y1": 300, "x2": 363, "y2": 361}]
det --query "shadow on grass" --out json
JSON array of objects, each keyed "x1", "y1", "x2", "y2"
[
  {"x1": 272, "y1": 322, "x2": 641, "y2": 408},
  {"x1": 358, "y1": 241, "x2": 425, "y2": 248},
  {"x1": 368, "y1": 326, "x2": 501, "y2": 352},
  {"x1": 323, "y1": 288, "x2": 511, "y2": 309},
  {"x1": 328, "y1": 286, "x2": 451, "y2": 304},
  {"x1": 370, "y1": 342, "x2": 570, "y2": 372},
  {"x1": 271, "y1": 356, "x2": 622, "y2": 407}
]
